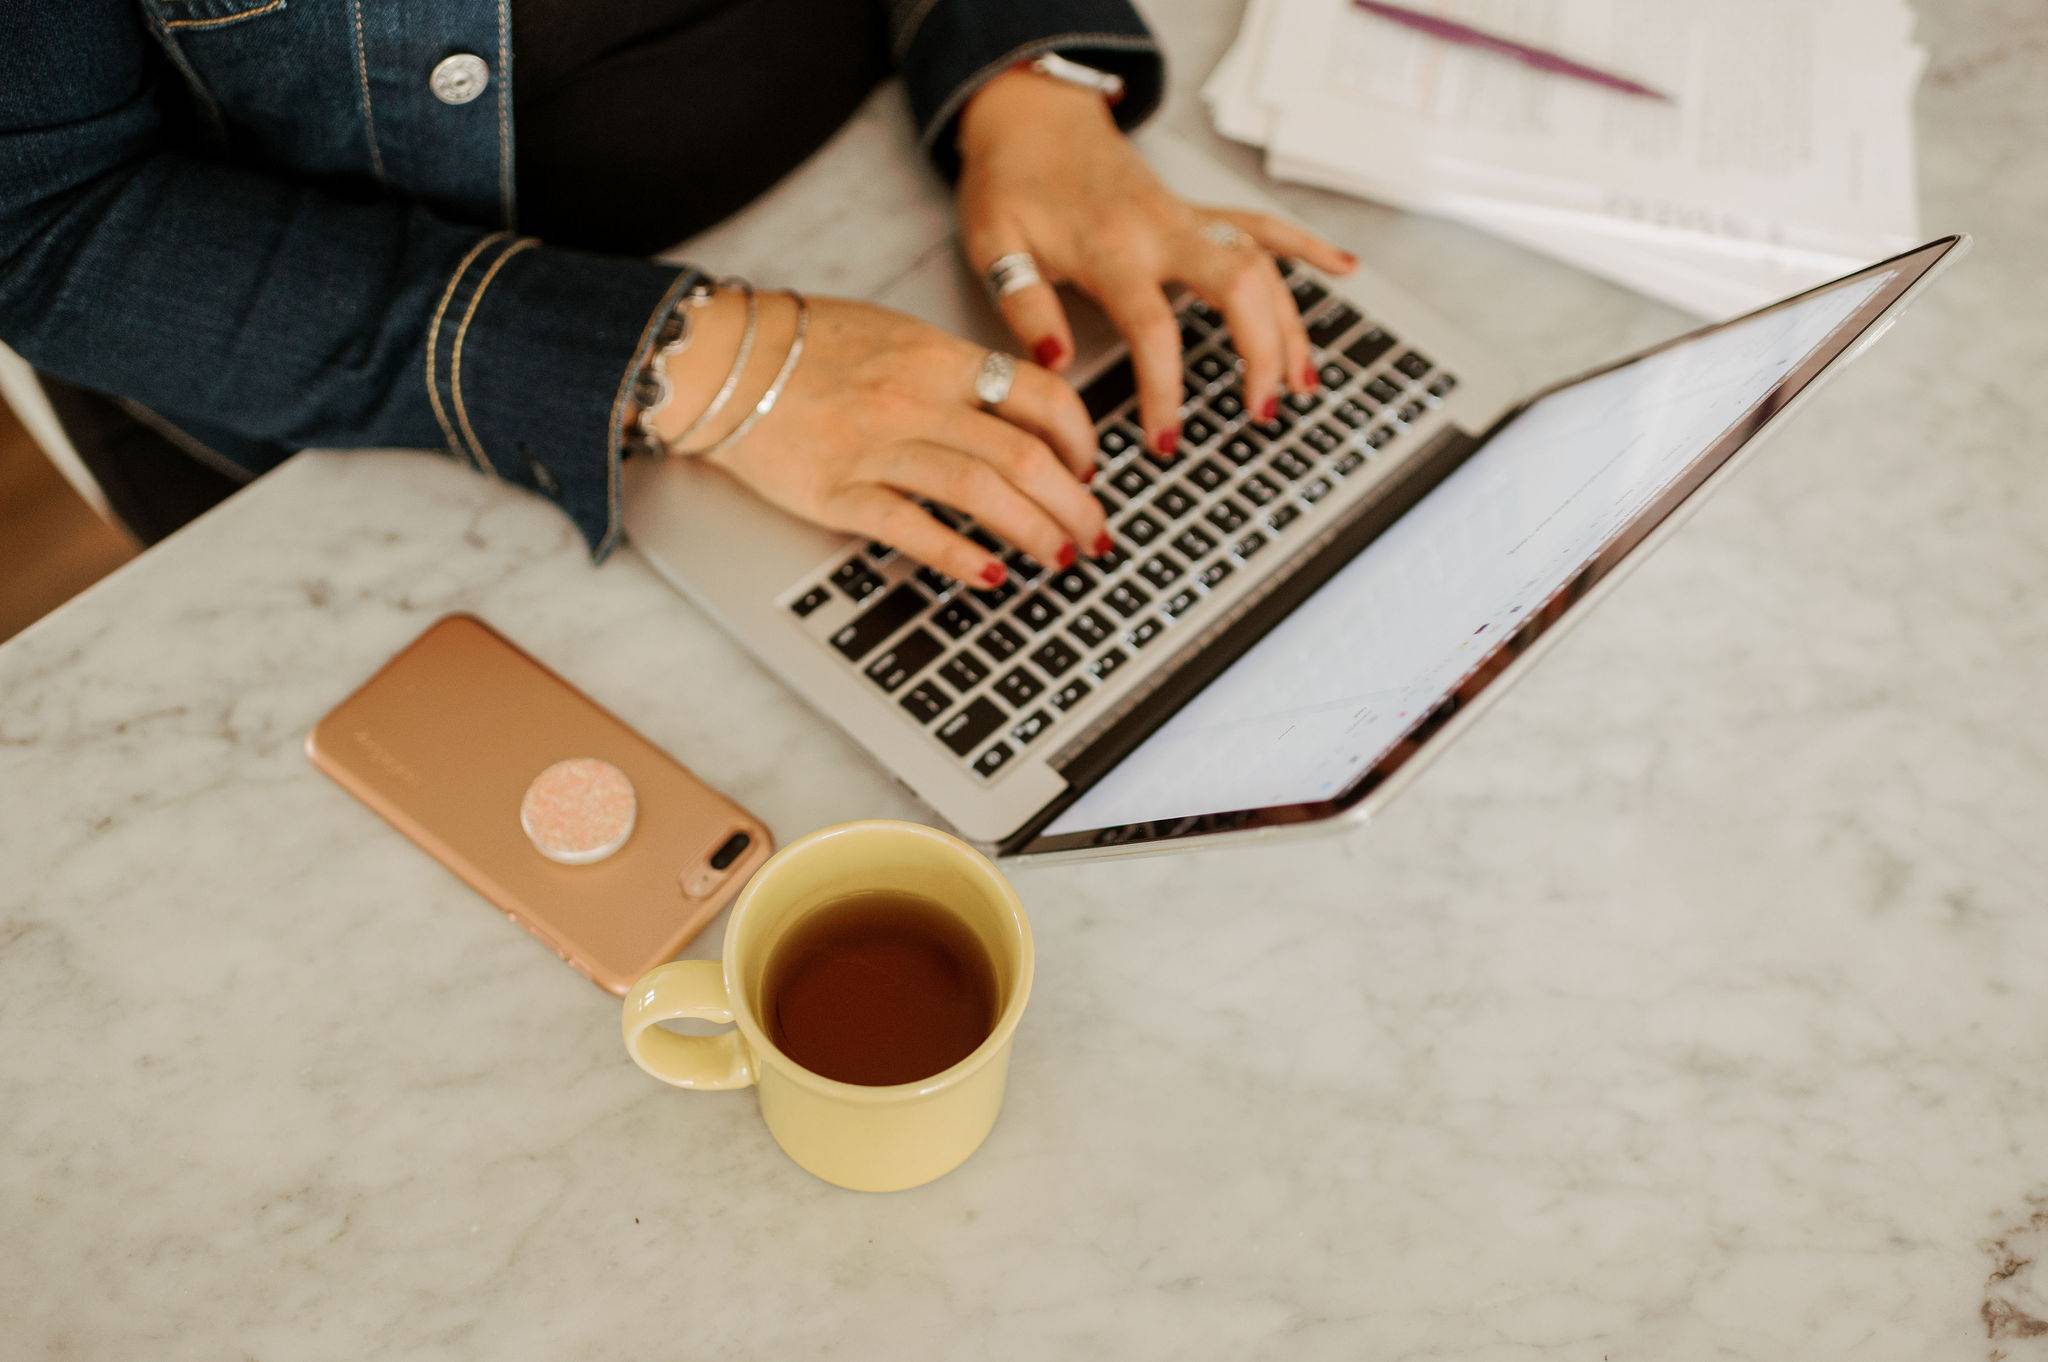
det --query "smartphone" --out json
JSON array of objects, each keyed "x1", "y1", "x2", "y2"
[{"x1": 306, "y1": 614, "x2": 772, "y2": 993}]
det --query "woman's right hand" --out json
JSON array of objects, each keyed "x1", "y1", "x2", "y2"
[{"x1": 653, "y1": 289, "x2": 1109, "y2": 588}]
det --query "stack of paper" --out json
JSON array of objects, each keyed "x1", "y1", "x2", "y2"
[{"x1": 1206, "y1": 0, "x2": 1926, "y2": 316}]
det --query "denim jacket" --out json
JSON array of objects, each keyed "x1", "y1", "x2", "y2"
[{"x1": 0, "y1": 0, "x2": 1161, "y2": 558}]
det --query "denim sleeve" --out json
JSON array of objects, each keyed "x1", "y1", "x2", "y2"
[
  {"x1": 888, "y1": 0, "x2": 1166, "y2": 179},
  {"x1": 0, "y1": 0, "x2": 687, "y2": 560}
]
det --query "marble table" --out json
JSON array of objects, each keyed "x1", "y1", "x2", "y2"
[{"x1": 5, "y1": 4, "x2": 2046, "y2": 1358}]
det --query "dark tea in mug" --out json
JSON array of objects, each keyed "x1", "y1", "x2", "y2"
[{"x1": 762, "y1": 891, "x2": 999, "y2": 1086}]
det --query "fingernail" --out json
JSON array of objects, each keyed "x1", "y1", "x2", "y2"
[
  {"x1": 1056, "y1": 541, "x2": 1077, "y2": 569},
  {"x1": 1092, "y1": 532, "x2": 1114, "y2": 558},
  {"x1": 1260, "y1": 395, "x2": 1279, "y2": 422},
  {"x1": 1338, "y1": 251, "x2": 1359, "y2": 270},
  {"x1": 979, "y1": 562, "x2": 1007, "y2": 588},
  {"x1": 1300, "y1": 364, "x2": 1319, "y2": 390},
  {"x1": 1083, "y1": 465, "x2": 1097, "y2": 484},
  {"x1": 1153, "y1": 426, "x2": 1180, "y2": 458},
  {"x1": 1033, "y1": 336, "x2": 1065, "y2": 368}
]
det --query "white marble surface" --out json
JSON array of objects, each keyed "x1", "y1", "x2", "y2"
[{"x1": 5, "y1": 4, "x2": 2048, "y2": 1358}]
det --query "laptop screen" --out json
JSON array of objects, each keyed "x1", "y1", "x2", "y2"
[{"x1": 1038, "y1": 253, "x2": 1931, "y2": 845}]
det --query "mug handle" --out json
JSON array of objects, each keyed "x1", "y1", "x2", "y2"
[{"x1": 621, "y1": 959, "x2": 756, "y2": 1090}]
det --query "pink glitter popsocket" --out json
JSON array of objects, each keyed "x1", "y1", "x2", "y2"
[{"x1": 520, "y1": 758, "x2": 637, "y2": 864}]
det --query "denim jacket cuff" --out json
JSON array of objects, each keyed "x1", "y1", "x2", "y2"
[
  {"x1": 422, "y1": 235, "x2": 699, "y2": 561},
  {"x1": 895, "y1": 0, "x2": 1165, "y2": 180}
]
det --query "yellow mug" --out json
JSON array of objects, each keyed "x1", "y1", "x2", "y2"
[{"x1": 621, "y1": 819, "x2": 1034, "y2": 1192}]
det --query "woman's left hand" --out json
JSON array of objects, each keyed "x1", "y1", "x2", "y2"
[{"x1": 955, "y1": 67, "x2": 1357, "y2": 460}]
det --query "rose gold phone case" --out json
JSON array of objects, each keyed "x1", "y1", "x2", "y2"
[{"x1": 305, "y1": 614, "x2": 772, "y2": 993}]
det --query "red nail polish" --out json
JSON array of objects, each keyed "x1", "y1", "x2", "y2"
[
  {"x1": 978, "y1": 562, "x2": 1007, "y2": 588},
  {"x1": 1260, "y1": 395, "x2": 1279, "y2": 422},
  {"x1": 1083, "y1": 464, "x2": 1097, "y2": 484},
  {"x1": 1033, "y1": 336, "x2": 1065, "y2": 368},
  {"x1": 1153, "y1": 427, "x2": 1180, "y2": 459},
  {"x1": 1056, "y1": 541, "x2": 1077, "y2": 569},
  {"x1": 1338, "y1": 251, "x2": 1359, "y2": 270},
  {"x1": 1092, "y1": 532, "x2": 1114, "y2": 558},
  {"x1": 1301, "y1": 364, "x2": 1319, "y2": 390}
]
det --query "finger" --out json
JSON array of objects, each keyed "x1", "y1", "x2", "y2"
[
  {"x1": 1185, "y1": 241, "x2": 1287, "y2": 421},
  {"x1": 829, "y1": 484, "x2": 1005, "y2": 588},
  {"x1": 962, "y1": 220, "x2": 1075, "y2": 372},
  {"x1": 1268, "y1": 263, "x2": 1316, "y2": 397},
  {"x1": 875, "y1": 440, "x2": 1077, "y2": 573},
  {"x1": 934, "y1": 405, "x2": 1109, "y2": 558},
  {"x1": 1215, "y1": 208, "x2": 1357, "y2": 276},
  {"x1": 1086, "y1": 275, "x2": 1184, "y2": 458},
  {"x1": 996, "y1": 358, "x2": 1100, "y2": 482}
]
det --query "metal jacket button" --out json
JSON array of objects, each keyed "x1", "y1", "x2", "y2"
[{"x1": 430, "y1": 53, "x2": 489, "y2": 106}]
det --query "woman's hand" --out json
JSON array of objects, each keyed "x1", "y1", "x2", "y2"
[
  {"x1": 652, "y1": 290, "x2": 1109, "y2": 586},
  {"x1": 955, "y1": 68, "x2": 1357, "y2": 457}
]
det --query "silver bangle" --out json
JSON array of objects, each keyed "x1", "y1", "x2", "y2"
[
  {"x1": 685, "y1": 291, "x2": 809, "y2": 460},
  {"x1": 628, "y1": 275, "x2": 716, "y2": 448},
  {"x1": 664, "y1": 278, "x2": 758, "y2": 453}
]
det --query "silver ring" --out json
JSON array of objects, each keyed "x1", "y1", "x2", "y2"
[
  {"x1": 973, "y1": 351, "x2": 1017, "y2": 408},
  {"x1": 1199, "y1": 220, "x2": 1254, "y2": 251},
  {"x1": 983, "y1": 252, "x2": 1043, "y2": 301}
]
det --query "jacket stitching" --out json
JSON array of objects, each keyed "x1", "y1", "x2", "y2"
[
  {"x1": 495, "y1": 0, "x2": 515, "y2": 228},
  {"x1": 115, "y1": 399, "x2": 257, "y2": 485},
  {"x1": 137, "y1": 8, "x2": 227, "y2": 141},
  {"x1": 346, "y1": 0, "x2": 387, "y2": 182},
  {"x1": 449, "y1": 235, "x2": 538, "y2": 475},
  {"x1": 919, "y1": 33, "x2": 1161, "y2": 151},
  {"x1": 424, "y1": 230, "x2": 512, "y2": 466},
  {"x1": 597, "y1": 269, "x2": 704, "y2": 562},
  {"x1": 161, "y1": 0, "x2": 286, "y2": 31}
]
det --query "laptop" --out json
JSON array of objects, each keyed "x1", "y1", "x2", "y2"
[{"x1": 624, "y1": 160, "x2": 1963, "y2": 861}]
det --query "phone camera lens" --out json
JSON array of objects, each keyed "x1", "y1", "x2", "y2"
[{"x1": 708, "y1": 831, "x2": 751, "y2": 870}]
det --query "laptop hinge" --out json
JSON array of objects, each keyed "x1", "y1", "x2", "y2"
[{"x1": 999, "y1": 423, "x2": 1484, "y2": 854}]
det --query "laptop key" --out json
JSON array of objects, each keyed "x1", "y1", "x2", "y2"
[
  {"x1": 1031, "y1": 637, "x2": 1081, "y2": 677},
  {"x1": 1011, "y1": 709, "x2": 1053, "y2": 747},
  {"x1": 1089, "y1": 648, "x2": 1129, "y2": 682},
  {"x1": 1364, "y1": 375, "x2": 1402, "y2": 404},
  {"x1": 940, "y1": 651, "x2": 989, "y2": 691},
  {"x1": 1198, "y1": 559, "x2": 1235, "y2": 589},
  {"x1": 1366, "y1": 425, "x2": 1396, "y2": 449},
  {"x1": 1306, "y1": 303, "x2": 1361, "y2": 348},
  {"x1": 865, "y1": 626, "x2": 944, "y2": 693},
  {"x1": 1138, "y1": 554, "x2": 1182, "y2": 589},
  {"x1": 1191, "y1": 352, "x2": 1232, "y2": 385},
  {"x1": 1428, "y1": 373, "x2": 1459, "y2": 397},
  {"x1": 1050, "y1": 678, "x2": 1091, "y2": 711},
  {"x1": 938, "y1": 697, "x2": 1006, "y2": 757},
  {"x1": 1334, "y1": 449, "x2": 1366, "y2": 476},
  {"x1": 899, "y1": 680, "x2": 950, "y2": 724},
  {"x1": 1234, "y1": 530, "x2": 1269, "y2": 560},
  {"x1": 1047, "y1": 565, "x2": 1093, "y2": 602},
  {"x1": 1301, "y1": 476, "x2": 1333, "y2": 504},
  {"x1": 1317, "y1": 361, "x2": 1351, "y2": 390},
  {"x1": 1172, "y1": 525, "x2": 1217, "y2": 559},
  {"x1": 1344, "y1": 327, "x2": 1396, "y2": 369},
  {"x1": 1205, "y1": 498, "x2": 1249, "y2": 533},
  {"x1": 1100, "y1": 422, "x2": 1141, "y2": 460},
  {"x1": 1284, "y1": 390, "x2": 1320, "y2": 416},
  {"x1": 1121, "y1": 510, "x2": 1164, "y2": 547},
  {"x1": 995, "y1": 667, "x2": 1044, "y2": 706},
  {"x1": 830, "y1": 582, "x2": 927, "y2": 661},
  {"x1": 1081, "y1": 357, "x2": 1137, "y2": 423},
  {"x1": 978, "y1": 620, "x2": 1025, "y2": 661},
  {"x1": 1219, "y1": 433, "x2": 1263, "y2": 467},
  {"x1": 1188, "y1": 459, "x2": 1229, "y2": 492},
  {"x1": 1267, "y1": 503, "x2": 1301, "y2": 533},
  {"x1": 1104, "y1": 581, "x2": 1152, "y2": 618},
  {"x1": 1210, "y1": 390, "x2": 1244, "y2": 421},
  {"x1": 1003, "y1": 551, "x2": 1045, "y2": 583},
  {"x1": 865, "y1": 540, "x2": 896, "y2": 564},
  {"x1": 830, "y1": 558, "x2": 884, "y2": 603},
  {"x1": 972, "y1": 578, "x2": 1018, "y2": 609},
  {"x1": 1396, "y1": 400, "x2": 1426, "y2": 424},
  {"x1": 1272, "y1": 449, "x2": 1313, "y2": 481},
  {"x1": 1332, "y1": 399, "x2": 1371, "y2": 429},
  {"x1": 1163, "y1": 587, "x2": 1200, "y2": 619},
  {"x1": 1187, "y1": 298, "x2": 1223, "y2": 328},
  {"x1": 1015, "y1": 592, "x2": 1062, "y2": 632},
  {"x1": 1127, "y1": 616, "x2": 1164, "y2": 650},
  {"x1": 1303, "y1": 423, "x2": 1342, "y2": 455},
  {"x1": 1069, "y1": 607, "x2": 1114, "y2": 648},
  {"x1": 1182, "y1": 413, "x2": 1219, "y2": 446},
  {"x1": 789, "y1": 585, "x2": 831, "y2": 618},
  {"x1": 1240, "y1": 472, "x2": 1282, "y2": 506},
  {"x1": 933, "y1": 597, "x2": 981, "y2": 639},
  {"x1": 1154, "y1": 485, "x2": 1199, "y2": 520},
  {"x1": 1289, "y1": 278, "x2": 1328, "y2": 314},
  {"x1": 972, "y1": 742, "x2": 1014, "y2": 779},
  {"x1": 915, "y1": 565, "x2": 953, "y2": 595},
  {"x1": 1394, "y1": 350, "x2": 1433, "y2": 380},
  {"x1": 1110, "y1": 464, "x2": 1153, "y2": 499}
]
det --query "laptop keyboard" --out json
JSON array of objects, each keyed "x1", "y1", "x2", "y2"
[{"x1": 786, "y1": 260, "x2": 1459, "y2": 782}]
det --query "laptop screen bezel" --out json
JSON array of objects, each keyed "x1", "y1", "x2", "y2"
[{"x1": 1010, "y1": 236, "x2": 1965, "y2": 857}]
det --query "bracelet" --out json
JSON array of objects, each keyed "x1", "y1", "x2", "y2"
[
  {"x1": 626, "y1": 271, "x2": 714, "y2": 459},
  {"x1": 683, "y1": 291, "x2": 809, "y2": 460},
  {"x1": 664, "y1": 278, "x2": 758, "y2": 453}
]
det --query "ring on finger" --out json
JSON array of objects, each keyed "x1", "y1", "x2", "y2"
[
  {"x1": 1198, "y1": 220, "x2": 1255, "y2": 251},
  {"x1": 973, "y1": 351, "x2": 1017, "y2": 408},
  {"x1": 983, "y1": 252, "x2": 1044, "y2": 301}
]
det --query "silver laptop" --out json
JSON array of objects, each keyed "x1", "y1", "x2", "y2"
[{"x1": 625, "y1": 181, "x2": 1962, "y2": 860}]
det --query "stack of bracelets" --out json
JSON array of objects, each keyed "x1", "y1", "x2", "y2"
[{"x1": 625, "y1": 271, "x2": 811, "y2": 461}]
